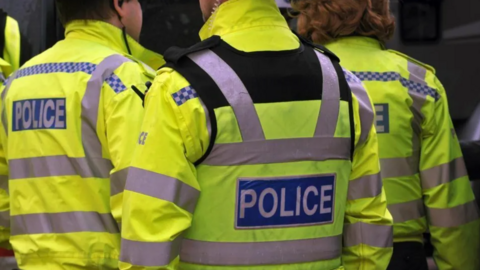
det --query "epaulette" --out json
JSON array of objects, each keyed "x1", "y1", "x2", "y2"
[
  {"x1": 388, "y1": 49, "x2": 436, "y2": 74},
  {"x1": 163, "y1": 36, "x2": 222, "y2": 65},
  {"x1": 293, "y1": 31, "x2": 340, "y2": 62}
]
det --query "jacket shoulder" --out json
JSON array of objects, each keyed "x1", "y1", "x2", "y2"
[
  {"x1": 387, "y1": 49, "x2": 436, "y2": 74},
  {"x1": 163, "y1": 36, "x2": 222, "y2": 65}
]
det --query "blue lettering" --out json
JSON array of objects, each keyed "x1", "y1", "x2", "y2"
[
  {"x1": 12, "y1": 98, "x2": 67, "y2": 132},
  {"x1": 375, "y1": 103, "x2": 390, "y2": 134},
  {"x1": 236, "y1": 175, "x2": 335, "y2": 229}
]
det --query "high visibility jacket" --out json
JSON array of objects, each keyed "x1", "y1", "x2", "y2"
[
  {"x1": 0, "y1": 10, "x2": 24, "y2": 72},
  {"x1": 0, "y1": 20, "x2": 164, "y2": 270},
  {"x1": 120, "y1": 1, "x2": 393, "y2": 269},
  {"x1": 0, "y1": 58, "x2": 10, "y2": 83},
  {"x1": 326, "y1": 37, "x2": 480, "y2": 269}
]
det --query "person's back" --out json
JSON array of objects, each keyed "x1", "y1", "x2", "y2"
[
  {"x1": 294, "y1": 0, "x2": 480, "y2": 269},
  {"x1": 0, "y1": 1, "x2": 164, "y2": 269},
  {"x1": 119, "y1": 0, "x2": 393, "y2": 269}
]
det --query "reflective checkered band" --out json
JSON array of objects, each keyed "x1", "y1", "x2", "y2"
[
  {"x1": 172, "y1": 86, "x2": 198, "y2": 106},
  {"x1": 350, "y1": 71, "x2": 440, "y2": 101},
  {"x1": 105, "y1": 73, "x2": 127, "y2": 94},
  {"x1": 342, "y1": 69, "x2": 362, "y2": 84},
  {"x1": 15, "y1": 62, "x2": 97, "y2": 80}
]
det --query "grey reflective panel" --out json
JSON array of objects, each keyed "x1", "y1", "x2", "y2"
[
  {"x1": 314, "y1": 50, "x2": 340, "y2": 137},
  {"x1": 0, "y1": 210, "x2": 9, "y2": 228},
  {"x1": 345, "y1": 70, "x2": 374, "y2": 146},
  {"x1": 120, "y1": 238, "x2": 182, "y2": 267},
  {"x1": 9, "y1": 156, "x2": 112, "y2": 179},
  {"x1": 344, "y1": 222, "x2": 393, "y2": 248},
  {"x1": 188, "y1": 50, "x2": 265, "y2": 142},
  {"x1": 180, "y1": 235, "x2": 342, "y2": 265},
  {"x1": 126, "y1": 167, "x2": 200, "y2": 213},
  {"x1": 380, "y1": 157, "x2": 418, "y2": 179},
  {"x1": 111, "y1": 168, "x2": 129, "y2": 197},
  {"x1": 347, "y1": 173, "x2": 383, "y2": 200},
  {"x1": 388, "y1": 199, "x2": 425, "y2": 223},
  {"x1": 203, "y1": 137, "x2": 351, "y2": 166},
  {"x1": 82, "y1": 55, "x2": 131, "y2": 179},
  {"x1": 427, "y1": 200, "x2": 480, "y2": 228},
  {"x1": 408, "y1": 62, "x2": 427, "y2": 85},
  {"x1": 11, "y1": 211, "x2": 119, "y2": 235},
  {"x1": 421, "y1": 157, "x2": 469, "y2": 190}
]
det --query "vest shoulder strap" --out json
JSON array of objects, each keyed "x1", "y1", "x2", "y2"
[{"x1": 163, "y1": 36, "x2": 222, "y2": 65}]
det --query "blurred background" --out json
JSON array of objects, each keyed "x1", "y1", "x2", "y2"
[{"x1": 0, "y1": 0, "x2": 478, "y2": 269}]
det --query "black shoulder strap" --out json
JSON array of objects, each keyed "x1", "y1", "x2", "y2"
[
  {"x1": 163, "y1": 36, "x2": 226, "y2": 166},
  {"x1": 0, "y1": 9, "x2": 7, "y2": 60},
  {"x1": 294, "y1": 31, "x2": 340, "y2": 63}
]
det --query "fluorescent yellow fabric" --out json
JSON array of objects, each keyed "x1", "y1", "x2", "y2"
[
  {"x1": 120, "y1": 1, "x2": 392, "y2": 269},
  {"x1": 0, "y1": 20, "x2": 163, "y2": 270},
  {"x1": 3, "y1": 16, "x2": 21, "y2": 72},
  {"x1": 326, "y1": 36, "x2": 480, "y2": 270}
]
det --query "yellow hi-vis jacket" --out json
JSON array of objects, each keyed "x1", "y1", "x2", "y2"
[
  {"x1": 0, "y1": 20, "x2": 164, "y2": 270},
  {"x1": 0, "y1": 10, "x2": 22, "y2": 71},
  {"x1": 326, "y1": 37, "x2": 480, "y2": 269},
  {"x1": 120, "y1": 1, "x2": 393, "y2": 269},
  {"x1": 0, "y1": 58, "x2": 11, "y2": 83}
]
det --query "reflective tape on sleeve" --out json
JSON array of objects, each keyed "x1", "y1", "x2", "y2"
[
  {"x1": 180, "y1": 235, "x2": 342, "y2": 266},
  {"x1": 380, "y1": 157, "x2": 418, "y2": 179},
  {"x1": 11, "y1": 211, "x2": 119, "y2": 235},
  {"x1": 421, "y1": 157, "x2": 468, "y2": 190},
  {"x1": 120, "y1": 238, "x2": 182, "y2": 267},
  {"x1": 343, "y1": 222, "x2": 393, "y2": 248},
  {"x1": 0, "y1": 210, "x2": 9, "y2": 228},
  {"x1": 427, "y1": 201, "x2": 480, "y2": 228},
  {"x1": 125, "y1": 167, "x2": 200, "y2": 213},
  {"x1": 348, "y1": 173, "x2": 383, "y2": 200},
  {"x1": 111, "y1": 168, "x2": 128, "y2": 197}
]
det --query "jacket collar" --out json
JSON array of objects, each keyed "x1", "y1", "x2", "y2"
[
  {"x1": 65, "y1": 20, "x2": 164, "y2": 70},
  {"x1": 199, "y1": 0, "x2": 290, "y2": 41},
  {"x1": 326, "y1": 36, "x2": 385, "y2": 50}
]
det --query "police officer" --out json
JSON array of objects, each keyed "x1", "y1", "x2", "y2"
[
  {"x1": 293, "y1": 0, "x2": 480, "y2": 269},
  {"x1": 120, "y1": 0, "x2": 393, "y2": 269},
  {"x1": 0, "y1": 0, "x2": 164, "y2": 269}
]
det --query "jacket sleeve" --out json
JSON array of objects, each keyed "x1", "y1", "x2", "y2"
[
  {"x1": 119, "y1": 69, "x2": 203, "y2": 270},
  {"x1": 0, "y1": 87, "x2": 10, "y2": 249},
  {"x1": 420, "y1": 75, "x2": 480, "y2": 270},
  {"x1": 342, "y1": 71, "x2": 393, "y2": 270},
  {"x1": 104, "y1": 63, "x2": 150, "y2": 227}
]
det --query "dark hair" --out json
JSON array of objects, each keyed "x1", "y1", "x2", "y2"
[
  {"x1": 293, "y1": 0, "x2": 395, "y2": 44},
  {"x1": 55, "y1": 0, "x2": 117, "y2": 25}
]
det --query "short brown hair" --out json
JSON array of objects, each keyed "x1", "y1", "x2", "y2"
[
  {"x1": 55, "y1": 0, "x2": 116, "y2": 25},
  {"x1": 292, "y1": 0, "x2": 395, "y2": 44}
]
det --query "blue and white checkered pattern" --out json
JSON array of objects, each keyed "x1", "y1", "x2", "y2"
[
  {"x1": 172, "y1": 86, "x2": 198, "y2": 106},
  {"x1": 343, "y1": 69, "x2": 362, "y2": 84},
  {"x1": 15, "y1": 62, "x2": 97, "y2": 80},
  {"x1": 349, "y1": 71, "x2": 440, "y2": 101},
  {"x1": 105, "y1": 74, "x2": 127, "y2": 94}
]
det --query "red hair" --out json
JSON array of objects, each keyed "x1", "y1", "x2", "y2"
[{"x1": 293, "y1": 0, "x2": 395, "y2": 44}]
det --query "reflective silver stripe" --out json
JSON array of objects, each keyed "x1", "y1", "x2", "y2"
[
  {"x1": 0, "y1": 210, "x2": 9, "y2": 228},
  {"x1": 1, "y1": 71, "x2": 17, "y2": 135},
  {"x1": 0, "y1": 175, "x2": 8, "y2": 193},
  {"x1": 9, "y1": 155, "x2": 112, "y2": 179},
  {"x1": 388, "y1": 199, "x2": 425, "y2": 223},
  {"x1": 82, "y1": 55, "x2": 130, "y2": 178},
  {"x1": 11, "y1": 211, "x2": 119, "y2": 235},
  {"x1": 408, "y1": 62, "x2": 426, "y2": 179},
  {"x1": 346, "y1": 71, "x2": 374, "y2": 146},
  {"x1": 125, "y1": 167, "x2": 199, "y2": 213},
  {"x1": 180, "y1": 235, "x2": 342, "y2": 265},
  {"x1": 203, "y1": 137, "x2": 351, "y2": 166},
  {"x1": 344, "y1": 222, "x2": 393, "y2": 248},
  {"x1": 121, "y1": 238, "x2": 182, "y2": 267},
  {"x1": 199, "y1": 98, "x2": 212, "y2": 139},
  {"x1": 188, "y1": 50, "x2": 265, "y2": 141},
  {"x1": 427, "y1": 201, "x2": 480, "y2": 228},
  {"x1": 348, "y1": 173, "x2": 383, "y2": 200},
  {"x1": 408, "y1": 62, "x2": 427, "y2": 85},
  {"x1": 381, "y1": 157, "x2": 418, "y2": 179},
  {"x1": 421, "y1": 157, "x2": 468, "y2": 190},
  {"x1": 314, "y1": 50, "x2": 340, "y2": 137},
  {"x1": 111, "y1": 168, "x2": 128, "y2": 196}
]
